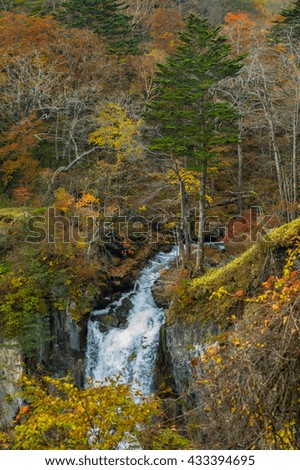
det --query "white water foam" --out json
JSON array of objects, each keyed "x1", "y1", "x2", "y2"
[{"x1": 85, "y1": 247, "x2": 177, "y2": 396}]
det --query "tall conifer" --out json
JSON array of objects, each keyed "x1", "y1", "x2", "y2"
[
  {"x1": 57, "y1": 0, "x2": 140, "y2": 54},
  {"x1": 147, "y1": 14, "x2": 243, "y2": 271}
]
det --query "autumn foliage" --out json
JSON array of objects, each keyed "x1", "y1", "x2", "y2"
[
  {"x1": 192, "y1": 236, "x2": 300, "y2": 449},
  {"x1": 0, "y1": 375, "x2": 191, "y2": 450},
  {"x1": 0, "y1": 0, "x2": 300, "y2": 452}
]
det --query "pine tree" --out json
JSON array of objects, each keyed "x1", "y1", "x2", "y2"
[
  {"x1": 57, "y1": 0, "x2": 140, "y2": 54},
  {"x1": 271, "y1": 0, "x2": 300, "y2": 41},
  {"x1": 146, "y1": 14, "x2": 243, "y2": 272}
]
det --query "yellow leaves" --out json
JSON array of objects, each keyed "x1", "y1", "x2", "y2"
[
  {"x1": 209, "y1": 286, "x2": 230, "y2": 300},
  {"x1": 54, "y1": 188, "x2": 74, "y2": 213},
  {"x1": 75, "y1": 193, "x2": 99, "y2": 208},
  {"x1": 166, "y1": 168, "x2": 201, "y2": 195},
  {"x1": 10, "y1": 276, "x2": 26, "y2": 288},
  {"x1": 195, "y1": 237, "x2": 300, "y2": 451},
  {"x1": 205, "y1": 194, "x2": 213, "y2": 204},
  {"x1": 166, "y1": 221, "x2": 175, "y2": 229},
  {"x1": 201, "y1": 344, "x2": 223, "y2": 368},
  {"x1": 248, "y1": 416, "x2": 255, "y2": 428},
  {"x1": 275, "y1": 42, "x2": 287, "y2": 53},
  {"x1": 138, "y1": 205, "x2": 147, "y2": 212},
  {"x1": 263, "y1": 421, "x2": 296, "y2": 450},
  {"x1": 230, "y1": 337, "x2": 241, "y2": 347},
  {"x1": 89, "y1": 103, "x2": 143, "y2": 164},
  {"x1": 2, "y1": 374, "x2": 189, "y2": 450}
]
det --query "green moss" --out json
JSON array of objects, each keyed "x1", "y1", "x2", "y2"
[
  {"x1": 174, "y1": 218, "x2": 300, "y2": 324},
  {"x1": 264, "y1": 217, "x2": 300, "y2": 247},
  {"x1": 0, "y1": 207, "x2": 45, "y2": 221}
]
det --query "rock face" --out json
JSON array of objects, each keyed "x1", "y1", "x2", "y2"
[
  {"x1": 46, "y1": 305, "x2": 86, "y2": 388},
  {"x1": 151, "y1": 278, "x2": 170, "y2": 309},
  {"x1": 0, "y1": 340, "x2": 23, "y2": 428},
  {"x1": 165, "y1": 320, "x2": 218, "y2": 406}
]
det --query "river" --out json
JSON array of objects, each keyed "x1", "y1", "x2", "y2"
[{"x1": 85, "y1": 247, "x2": 177, "y2": 396}]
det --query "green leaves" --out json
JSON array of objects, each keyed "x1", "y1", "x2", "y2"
[
  {"x1": 146, "y1": 13, "x2": 244, "y2": 167},
  {"x1": 271, "y1": 0, "x2": 300, "y2": 42},
  {"x1": 57, "y1": 0, "x2": 141, "y2": 55}
]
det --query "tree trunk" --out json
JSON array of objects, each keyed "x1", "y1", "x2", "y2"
[
  {"x1": 195, "y1": 160, "x2": 207, "y2": 273},
  {"x1": 180, "y1": 179, "x2": 191, "y2": 263},
  {"x1": 292, "y1": 98, "x2": 299, "y2": 220},
  {"x1": 171, "y1": 155, "x2": 191, "y2": 265},
  {"x1": 261, "y1": 96, "x2": 289, "y2": 220},
  {"x1": 42, "y1": 148, "x2": 96, "y2": 205},
  {"x1": 237, "y1": 121, "x2": 243, "y2": 216}
]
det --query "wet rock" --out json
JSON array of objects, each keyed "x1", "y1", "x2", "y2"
[
  {"x1": 113, "y1": 297, "x2": 133, "y2": 320},
  {"x1": 98, "y1": 313, "x2": 119, "y2": 332},
  {"x1": 118, "y1": 320, "x2": 129, "y2": 329},
  {"x1": 152, "y1": 279, "x2": 169, "y2": 309}
]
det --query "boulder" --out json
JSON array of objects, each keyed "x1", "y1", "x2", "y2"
[
  {"x1": 113, "y1": 297, "x2": 133, "y2": 320},
  {"x1": 98, "y1": 313, "x2": 119, "y2": 332}
]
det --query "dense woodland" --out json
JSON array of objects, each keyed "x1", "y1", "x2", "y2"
[{"x1": 0, "y1": 0, "x2": 300, "y2": 450}]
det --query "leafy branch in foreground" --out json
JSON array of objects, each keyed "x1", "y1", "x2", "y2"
[{"x1": 0, "y1": 375, "x2": 191, "y2": 450}]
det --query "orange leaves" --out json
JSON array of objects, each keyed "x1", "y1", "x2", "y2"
[
  {"x1": 145, "y1": 7, "x2": 184, "y2": 54},
  {"x1": 224, "y1": 12, "x2": 255, "y2": 30},
  {"x1": 190, "y1": 356, "x2": 199, "y2": 368},
  {"x1": 12, "y1": 187, "x2": 32, "y2": 205},
  {"x1": 15, "y1": 404, "x2": 30, "y2": 422},
  {"x1": 235, "y1": 289, "x2": 245, "y2": 297},
  {"x1": 223, "y1": 11, "x2": 256, "y2": 55},
  {"x1": 258, "y1": 242, "x2": 300, "y2": 311},
  {"x1": 0, "y1": 13, "x2": 58, "y2": 59},
  {"x1": 262, "y1": 275, "x2": 275, "y2": 289},
  {"x1": 0, "y1": 114, "x2": 43, "y2": 188}
]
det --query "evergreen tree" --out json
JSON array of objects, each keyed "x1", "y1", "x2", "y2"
[
  {"x1": 146, "y1": 14, "x2": 243, "y2": 272},
  {"x1": 271, "y1": 0, "x2": 300, "y2": 41},
  {"x1": 57, "y1": 0, "x2": 140, "y2": 54}
]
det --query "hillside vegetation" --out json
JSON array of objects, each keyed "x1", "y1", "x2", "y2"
[{"x1": 0, "y1": 0, "x2": 299, "y2": 451}]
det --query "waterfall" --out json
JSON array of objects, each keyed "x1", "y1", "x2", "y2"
[{"x1": 85, "y1": 247, "x2": 177, "y2": 396}]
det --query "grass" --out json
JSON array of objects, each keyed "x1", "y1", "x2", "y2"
[{"x1": 0, "y1": 207, "x2": 45, "y2": 222}]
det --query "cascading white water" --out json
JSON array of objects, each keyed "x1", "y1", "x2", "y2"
[{"x1": 85, "y1": 247, "x2": 177, "y2": 396}]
